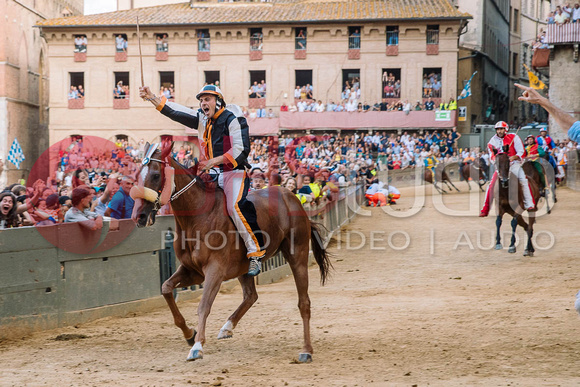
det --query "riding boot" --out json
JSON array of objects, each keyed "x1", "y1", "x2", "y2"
[{"x1": 520, "y1": 178, "x2": 535, "y2": 211}]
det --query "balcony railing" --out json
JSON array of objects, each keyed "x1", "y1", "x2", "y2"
[
  {"x1": 250, "y1": 35, "x2": 263, "y2": 51},
  {"x1": 295, "y1": 36, "x2": 307, "y2": 50},
  {"x1": 426, "y1": 30, "x2": 439, "y2": 45},
  {"x1": 387, "y1": 31, "x2": 399, "y2": 46},
  {"x1": 426, "y1": 29, "x2": 439, "y2": 55},
  {"x1": 68, "y1": 98, "x2": 84, "y2": 109},
  {"x1": 198, "y1": 38, "x2": 210, "y2": 52},
  {"x1": 545, "y1": 23, "x2": 580, "y2": 44},
  {"x1": 113, "y1": 97, "x2": 130, "y2": 109},
  {"x1": 348, "y1": 35, "x2": 361, "y2": 49}
]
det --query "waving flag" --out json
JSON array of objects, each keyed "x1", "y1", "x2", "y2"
[
  {"x1": 458, "y1": 71, "x2": 477, "y2": 100},
  {"x1": 523, "y1": 64, "x2": 545, "y2": 90},
  {"x1": 7, "y1": 138, "x2": 25, "y2": 169}
]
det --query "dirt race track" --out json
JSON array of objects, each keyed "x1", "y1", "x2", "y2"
[{"x1": 2, "y1": 184, "x2": 580, "y2": 386}]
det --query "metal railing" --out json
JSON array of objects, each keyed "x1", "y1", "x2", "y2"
[
  {"x1": 295, "y1": 36, "x2": 307, "y2": 50},
  {"x1": 250, "y1": 35, "x2": 263, "y2": 51},
  {"x1": 545, "y1": 23, "x2": 580, "y2": 44},
  {"x1": 387, "y1": 31, "x2": 399, "y2": 46},
  {"x1": 427, "y1": 30, "x2": 439, "y2": 45},
  {"x1": 348, "y1": 35, "x2": 361, "y2": 49},
  {"x1": 198, "y1": 38, "x2": 210, "y2": 52}
]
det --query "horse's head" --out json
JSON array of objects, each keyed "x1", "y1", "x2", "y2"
[
  {"x1": 131, "y1": 141, "x2": 175, "y2": 227},
  {"x1": 494, "y1": 150, "x2": 510, "y2": 188}
]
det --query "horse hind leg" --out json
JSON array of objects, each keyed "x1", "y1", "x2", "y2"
[
  {"x1": 508, "y1": 217, "x2": 518, "y2": 253},
  {"x1": 161, "y1": 265, "x2": 201, "y2": 346},
  {"x1": 217, "y1": 273, "x2": 258, "y2": 340}
]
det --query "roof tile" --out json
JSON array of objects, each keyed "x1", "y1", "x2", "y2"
[{"x1": 37, "y1": 0, "x2": 470, "y2": 28}]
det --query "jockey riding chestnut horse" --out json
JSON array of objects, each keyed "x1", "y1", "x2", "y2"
[{"x1": 479, "y1": 121, "x2": 535, "y2": 217}]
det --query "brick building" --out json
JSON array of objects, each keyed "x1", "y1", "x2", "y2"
[
  {"x1": 0, "y1": 0, "x2": 83, "y2": 187},
  {"x1": 37, "y1": 0, "x2": 470, "y2": 145}
]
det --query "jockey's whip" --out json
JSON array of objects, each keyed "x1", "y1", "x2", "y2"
[
  {"x1": 137, "y1": 16, "x2": 144, "y2": 87},
  {"x1": 508, "y1": 125, "x2": 522, "y2": 148}
]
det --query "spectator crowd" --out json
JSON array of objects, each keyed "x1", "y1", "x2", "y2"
[{"x1": 2, "y1": 126, "x2": 577, "y2": 229}]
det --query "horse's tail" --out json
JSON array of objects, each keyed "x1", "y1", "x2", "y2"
[{"x1": 310, "y1": 222, "x2": 333, "y2": 286}]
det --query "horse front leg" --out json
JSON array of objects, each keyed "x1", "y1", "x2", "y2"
[
  {"x1": 218, "y1": 274, "x2": 258, "y2": 340},
  {"x1": 522, "y1": 212, "x2": 535, "y2": 257},
  {"x1": 495, "y1": 215, "x2": 503, "y2": 250},
  {"x1": 187, "y1": 269, "x2": 223, "y2": 361},
  {"x1": 161, "y1": 265, "x2": 202, "y2": 345},
  {"x1": 479, "y1": 181, "x2": 486, "y2": 192},
  {"x1": 508, "y1": 217, "x2": 518, "y2": 253},
  {"x1": 434, "y1": 181, "x2": 447, "y2": 194},
  {"x1": 447, "y1": 179, "x2": 461, "y2": 192}
]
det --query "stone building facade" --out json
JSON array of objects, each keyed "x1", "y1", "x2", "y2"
[
  {"x1": 0, "y1": 0, "x2": 83, "y2": 187},
  {"x1": 37, "y1": 0, "x2": 471, "y2": 146},
  {"x1": 456, "y1": 0, "x2": 510, "y2": 132}
]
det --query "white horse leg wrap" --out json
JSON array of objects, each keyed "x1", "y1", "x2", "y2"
[
  {"x1": 221, "y1": 320, "x2": 233, "y2": 332},
  {"x1": 191, "y1": 341, "x2": 203, "y2": 352}
]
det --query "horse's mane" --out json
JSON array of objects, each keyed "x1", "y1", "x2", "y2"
[{"x1": 158, "y1": 142, "x2": 218, "y2": 193}]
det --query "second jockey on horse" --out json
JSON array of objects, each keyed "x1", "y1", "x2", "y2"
[
  {"x1": 424, "y1": 151, "x2": 439, "y2": 183},
  {"x1": 479, "y1": 121, "x2": 535, "y2": 217},
  {"x1": 524, "y1": 134, "x2": 547, "y2": 192},
  {"x1": 139, "y1": 84, "x2": 266, "y2": 276}
]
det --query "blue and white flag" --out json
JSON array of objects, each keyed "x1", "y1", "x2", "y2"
[
  {"x1": 458, "y1": 71, "x2": 478, "y2": 100},
  {"x1": 7, "y1": 138, "x2": 25, "y2": 169}
]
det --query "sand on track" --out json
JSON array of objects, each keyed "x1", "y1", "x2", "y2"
[{"x1": 1, "y1": 184, "x2": 579, "y2": 386}]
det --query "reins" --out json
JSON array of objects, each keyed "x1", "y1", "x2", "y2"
[{"x1": 131, "y1": 144, "x2": 220, "y2": 213}]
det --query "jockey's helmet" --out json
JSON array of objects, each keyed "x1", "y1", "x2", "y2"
[
  {"x1": 494, "y1": 121, "x2": 509, "y2": 131},
  {"x1": 540, "y1": 127, "x2": 547, "y2": 133},
  {"x1": 526, "y1": 135, "x2": 536, "y2": 142},
  {"x1": 196, "y1": 84, "x2": 225, "y2": 107}
]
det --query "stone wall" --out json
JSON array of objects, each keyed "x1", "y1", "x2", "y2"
[{"x1": 548, "y1": 45, "x2": 580, "y2": 141}]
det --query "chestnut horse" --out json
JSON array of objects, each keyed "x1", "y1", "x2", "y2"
[
  {"x1": 131, "y1": 143, "x2": 331, "y2": 363},
  {"x1": 459, "y1": 157, "x2": 488, "y2": 192},
  {"x1": 493, "y1": 151, "x2": 543, "y2": 256},
  {"x1": 423, "y1": 164, "x2": 460, "y2": 194}
]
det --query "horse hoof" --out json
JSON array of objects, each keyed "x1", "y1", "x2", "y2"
[
  {"x1": 298, "y1": 353, "x2": 313, "y2": 363},
  {"x1": 523, "y1": 250, "x2": 529, "y2": 257},
  {"x1": 494, "y1": 244, "x2": 502, "y2": 250},
  {"x1": 508, "y1": 246, "x2": 516, "y2": 254},
  {"x1": 217, "y1": 329, "x2": 233, "y2": 340},
  {"x1": 186, "y1": 329, "x2": 197, "y2": 346},
  {"x1": 186, "y1": 349, "x2": 203, "y2": 361}
]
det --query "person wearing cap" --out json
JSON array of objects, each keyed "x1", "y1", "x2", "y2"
[
  {"x1": 479, "y1": 121, "x2": 535, "y2": 217},
  {"x1": 139, "y1": 84, "x2": 266, "y2": 276}
]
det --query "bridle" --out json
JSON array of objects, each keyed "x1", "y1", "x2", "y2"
[
  {"x1": 495, "y1": 152, "x2": 510, "y2": 188},
  {"x1": 131, "y1": 143, "x2": 198, "y2": 213}
]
